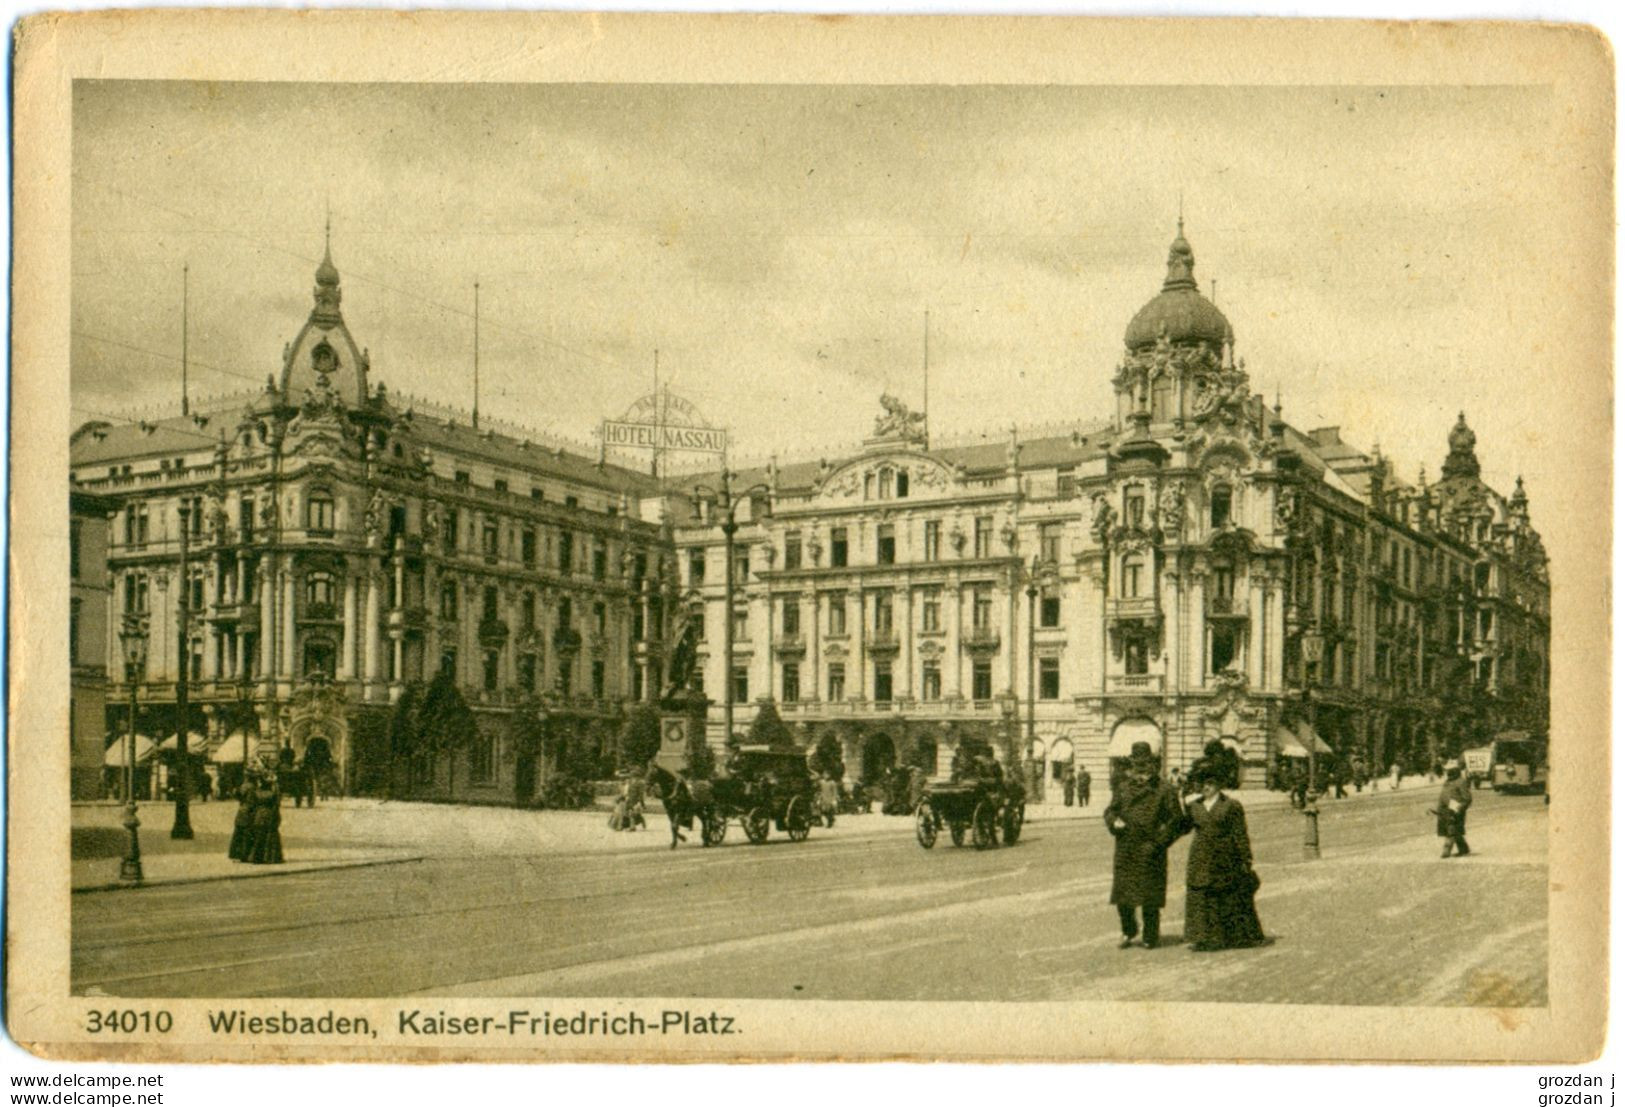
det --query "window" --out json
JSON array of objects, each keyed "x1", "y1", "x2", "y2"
[
  {"x1": 594, "y1": 602, "x2": 607, "y2": 635},
  {"x1": 494, "y1": 478, "x2": 509, "y2": 494},
  {"x1": 1122, "y1": 557, "x2": 1145, "y2": 598},
  {"x1": 483, "y1": 649, "x2": 501, "y2": 692},
  {"x1": 830, "y1": 528, "x2": 849, "y2": 568},
  {"x1": 632, "y1": 552, "x2": 647, "y2": 583},
  {"x1": 827, "y1": 594, "x2": 848, "y2": 636},
  {"x1": 876, "y1": 468, "x2": 892, "y2": 500},
  {"x1": 126, "y1": 503, "x2": 149, "y2": 547},
  {"x1": 732, "y1": 547, "x2": 749, "y2": 584},
  {"x1": 482, "y1": 522, "x2": 499, "y2": 561},
  {"x1": 1039, "y1": 657, "x2": 1060, "y2": 700},
  {"x1": 921, "y1": 587, "x2": 941, "y2": 632},
  {"x1": 782, "y1": 662, "x2": 800, "y2": 703},
  {"x1": 877, "y1": 524, "x2": 896, "y2": 565},
  {"x1": 303, "y1": 641, "x2": 336, "y2": 680},
  {"x1": 632, "y1": 605, "x2": 645, "y2": 641},
  {"x1": 1210, "y1": 485, "x2": 1232, "y2": 528},
  {"x1": 521, "y1": 528, "x2": 537, "y2": 567},
  {"x1": 184, "y1": 496, "x2": 204, "y2": 537},
  {"x1": 631, "y1": 666, "x2": 644, "y2": 702},
  {"x1": 783, "y1": 533, "x2": 802, "y2": 571},
  {"x1": 592, "y1": 659, "x2": 606, "y2": 699},
  {"x1": 874, "y1": 660, "x2": 893, "y2": 703},
  {"x1": 1213, "y1": 566, "x2": 1235, "y2": 602},
  {"x1": 518, "y1": 653, "x2": 536, "y2": 692},
  {"x1": 454, "y1": 470, "x2": 471, "y2": 485},
  {"x1": 731, "y1": 608, "x2": 748, "y2": 641},
  {"x1": 1210, "y1": 624, "x2": 1239, "y2": 673},
  {"x1": 531, "y1": 488, "x2": 544, "y2": 502},
  {"x1": 873, "y1": 591, "x2": 894, "y2": 633},
  {"x1": 441, "y1": 648, "x2": 458, "y2": 679},
  {"x1": 974, "y1": 516, "x2": 993, "y2": 558},
  {"x1": 125, "y1": 572, "x2": 149, "y2": 614},
  {"x1": 921, "y1": 661, "x2": 941, "y2": 701},
  {"x1": 1040, "y1": 522, "x2": 1062, "y2": 565},
  {"x1": 558, "y1": 531, "x2": 574, "y2": 573},
  {"x1": 972, "y1": 660, "x2": 993, "y2": 701},
  {"x1": 188, "y1": 569, "x2": 205, "y2": 612},
  {"x1": 688, "y1": 547, "x2": 707, "y2": 585},
  {"x1": 240, "y1": 496, "x2": 255, "y2": 541},
  {"x1": 70, "y1": 521, "x2": 82, "y2": 579},
  {"x1": 389, "y1": 504, "x2": 407, "y2": 541},
  {"x1": 1126, "y1": 492, "x2": 1145, "y2": 527},
  {"x1": 556, "y1": 597, "x2": 573, "y2": 631},
  {"x1": 470, "y1": 731, "x2": 494, "y2": 783},
  {"x1": 565, "y1": 495, "x2": 580, "y2": 509},
  {"x1": 827, "y1": 663, "x2": 846, "y2": 702},
  {"x1": 556, "y1": 656, "x2": 573, "y2": 695},
  {"x1": 593, "y1": 540, "x2": 608, "y2": 581},
  {"x1": 731, "y1": 666, "x2": 749, "y2": 703},
  {"x1": 923, "y1": 520, "x2": 941, "y2": 561},
  {"x1": 1040, "y1": 593, "x2": 1061, "y2": 628},
  {"x1": 782, "y1": 599, "x2": 801, "y2": 636},
  {"x1": 482, "y1": 586, "x2": 499, "y2": 622},
  {"x1": 972, "y1": 585, "x2": 993, "y2": 629},
  {"x1": 896, "y1": 470, "x2": 909, "y2": 498},
  {"x1": 1125, "y1": 640, "x2": 1149, "y2": 675},
  {"x1": 443, "y1": 509, "x2": 459, "y2": 554},
  {"x1": 440, "y1": 579, "x2": 459, "y2": 619},
  {"x1": 69, "y1": 598, "x2": 80, "y2": 665}
]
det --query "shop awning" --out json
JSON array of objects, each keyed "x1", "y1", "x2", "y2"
[
  {"x1": 103, "y1": 734, "x2": 157, "y2": 767},
  {"x1": 154, "y1": 730, "x2": 210, "y2": 754},
  {"x1": 1275, "y1": 722, "x2": 1333, "y2": 758},
  {"x1": 209, "y1": 732, "x2": 258, "y2": 763}
]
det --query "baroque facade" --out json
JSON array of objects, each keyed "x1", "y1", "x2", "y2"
[
  {"x1": 670, "y1": 226, "x2": 1550, "y2": 794},
  {"x1": 71, "y1": 226, "x2": 1550, "y2": 802}
]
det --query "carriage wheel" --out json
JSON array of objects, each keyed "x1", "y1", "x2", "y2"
[
  {"x1": 702, "y1": 809, "x2": 728, "y2": 847},
  {"x1": 1002, "y1": 801, "x2": 1026, "y2": 846},
  {"x1": 950, "y1": 822, "x2": 966, "y2": 847},
  {"x1": 744, "y1": 808, "x2": 771, "y2": 844},
  {"x1": 972, "y1": 801, "x2": 997, "y2": 850},
  {"x1": 915, "y1": 801, "x2": 938, "y2": 849},
  {"x1": 785, "y1": 797, "x2": 811, "y2": 842}
]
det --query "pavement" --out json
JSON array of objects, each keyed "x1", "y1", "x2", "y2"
[
  {"x1": 70, "y1": 774, "x2": 1441, "y2": 891},
  {"x1": 72, "y1": 781, "x2": 1544, "y2": 1004}
]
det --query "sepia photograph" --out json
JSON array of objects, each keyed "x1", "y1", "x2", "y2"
[{"x1": 9, "y1": 12, "x2": 1611, "y2": 1064}]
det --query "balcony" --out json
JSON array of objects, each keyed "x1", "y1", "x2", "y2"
[
  {"x1": 1109, "y1": 596, "x2": 1159, "y2": 621},
  {"x1": 207, "y1": 602, "x2": 259, "y2": 627},
  {"x1": 773, "y1": 634, "x2": 806, "y2": 658},
  {"x1": 961, "y1": 626, "x2": 1001, "y2": 656},
  {"x1": 478, "y1": 616, "x2": 510, "y2": 646},
  {"x1": 867, "y1": 627, "x2": 900, "y2": 655},
  {"x1": 1108, "y1": 673, "x2": 1165, "y2": 695},
  {"x1": 297, "y1": 601, "x2": 341, "y2": 626},
  {"x1": 388, "y1": 605, "x2": 430, "y2": 633},
  {"x1": 1207, "y1": 594, "x2": 1249, "y2": 621}
]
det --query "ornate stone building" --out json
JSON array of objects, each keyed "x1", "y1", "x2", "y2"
[
  {"x1": 671, "y1": 225, "x2": 1550, "y2": 794},
  {"x1": 71, "y1": 226, "x2": 1550, "y2": 803},
  {"x1": 71, "y1": 242, "x2": 669, "y2": 803}
]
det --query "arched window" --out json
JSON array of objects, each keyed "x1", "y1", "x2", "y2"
[
  {"x1": 1122, "y1": 556, "x2": 1145, "y2": 598},
  {"x1": 877, "y1": 467, "x2": 893, "y2": 500},
  {"x1": 440, "y1": 578, "x2": 459, "y2": 619},
  {"x1": 1210, "y1": 484, "x2": 1233, "y2": 528},
  {"x1": 307, "y1": 490, "x2": 335, "y2": 534},
  {"x1": 896, "y1": 470, "x2": 909, "y2": 498}
]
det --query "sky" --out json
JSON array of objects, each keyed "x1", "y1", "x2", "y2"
[{"x1": 72, "y1": 80, "x2": 1576, "y2": 503}]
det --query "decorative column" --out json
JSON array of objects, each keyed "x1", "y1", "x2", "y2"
[
  {"x1": 363, "y1": 561, "x2": 382, "y2": 688},
  {"x1": 808, "y1": 590, "x2": 822, "y2": 701},
  {"x1": 279, "y1": 565, "x2": 296, "y2": 682},
  {"x1": 947, "y1": 576, "x2": 964, "y2": 699},
  {"x1": 340, "y1": 573, "x2": 357, "y2": 680},
  {"x1": 258, "y1": 560, "x2": 274, "y2": 681}
]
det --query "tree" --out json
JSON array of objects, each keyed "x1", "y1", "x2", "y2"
[
  {"x1": 809, "y1": 729, "x2": 845, "y2": 781},
  {"x1": 620, "y1": 705, "x2": 661, "y2": 771},
  {"x1": 387, "y1": 682, "x2": 426, "y2": 796},
  {"x1": 746, "y1": 700, "x2": 792, "y2": 748},
  {"x1": 419, "y1": 670, "x2": 476, "y2": 798}
]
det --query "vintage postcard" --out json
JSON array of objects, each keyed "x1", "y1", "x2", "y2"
[{"x1": 8, "y1": 12, "x2": 1612, "y2": 1063}]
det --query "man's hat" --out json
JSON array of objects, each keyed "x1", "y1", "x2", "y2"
[{"x1": 1127, "y1": 741, "x2": 1157, "y2": 770}]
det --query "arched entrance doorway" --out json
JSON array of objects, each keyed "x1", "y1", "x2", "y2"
[
  {"x1": 862, "y1": 731, "x2": 896, "y2": 786},
  {"x1": 1049, "y1": 737, "x2": 1075, "y2": 787},
  {"x1": 1106, "y1": 717, "x2": 1163, "y2": 787}
]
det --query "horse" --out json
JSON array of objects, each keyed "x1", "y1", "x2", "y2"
[{"x1": 644, "y1": 764, "x2": 716, "y2": 850}]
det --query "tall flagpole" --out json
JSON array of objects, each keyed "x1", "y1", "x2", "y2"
[
  {"x1": 181, "y1": 265, "x2": 190, "y2": 417},
  {"x1": 922, "y1": 310, "x2": 930, "y2": 442},
  {"x1": 472, "y1": 279, "x2": 481, "y2": 430}
]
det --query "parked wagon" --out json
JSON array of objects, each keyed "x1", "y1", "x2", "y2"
[
  {"x1": 914, "y1": 771, "x2": 1026, "y2": 850},
  {"x1": 703, "y1": 746, "x2": 817, "y2": 846}
]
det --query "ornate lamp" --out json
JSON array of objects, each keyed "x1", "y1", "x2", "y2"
[{"x1": 118, "y1": 613, "x2": 150, "y2": 883}]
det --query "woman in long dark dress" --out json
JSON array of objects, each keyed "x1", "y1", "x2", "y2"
[
  {"x1": 245, "y1": 772, "x2": 285, "y2": 865},
  {"x1": 1177, "y1": 764, "x2": 1268, "y2": 952},
  {"x1": 227, "y1": 771, "x2": 257, "y2": 861}
]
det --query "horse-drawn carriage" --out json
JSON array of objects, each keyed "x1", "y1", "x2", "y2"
[
  {"x1": 705, "y1": 747, "x2": 817, "y2": 845},
  {"x1": 914, "y1": 770, "x2": 1025, "y2": 850}
]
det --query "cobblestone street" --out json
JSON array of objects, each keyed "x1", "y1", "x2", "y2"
[{"x1": 73, "y1": 786, "x2": 1546, "y2": 1006}]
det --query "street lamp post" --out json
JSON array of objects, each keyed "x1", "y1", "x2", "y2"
[
  {"x1": 238, "y1": 670, "x2": 254, "y2": 790},
  {"x1": 691, "y1": 469, "x2": 769, "y2": 749},
  {"x1": 171, "y1": 503, "x2": 194, "y2": 839},
  {"x1": 1300, "y1": 627, "x2": 1324, "y2": 860},
  {"x1": 118, "y1": 613, "x2": 149, "y2": 884},
  {"x1": 1024, "y1": 555, "x2": 1057, "y2": 799}
]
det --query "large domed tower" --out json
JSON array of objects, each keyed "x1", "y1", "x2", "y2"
[
  {"x1": 278, "y1": 227, "x2": 371, "y2": 410},
  {"x1": 1113, "y1": 221, "x2": 1244, "y2": 436}
]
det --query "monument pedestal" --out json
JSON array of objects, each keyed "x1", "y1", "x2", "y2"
[{"x1": 655, "y1": 689, "x2": 711, "y2": 774}]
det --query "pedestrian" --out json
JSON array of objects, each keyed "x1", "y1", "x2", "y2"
[
  {"x1": 1391, "y1": 761, "x2": 1403, "y2": 791},
  {"x1": 1436, "y1": 759, "x2": 1473, "y2": 858},
  {"x1": 1103, "y1": 742, "x2": 1182, "y2": 950},
  {"x1": 1331, "y1": 761, "x2": 1348, "y2": 800},
  {"x1": 245, "y1": 768, "x2": 284, "y2": 865},
  {"x1": 820, "y1": 772, "x2": 841, "y2": 828},
  {"x1": 625, "y1": 771, "x2": 647, "y2": 831},
  {"x1": 1078, "y1": 766, "x2": 1092, "y2": 808},
  {"x1": 1289, "y1": 760, "x2": 1308, "y2": 810},
  {"x1": 1063, "y1": 769, "x2": 1076, "y2": 808},
  {"x1": 1175, "y1": 763, "x2": 1269, "y2": 952}
]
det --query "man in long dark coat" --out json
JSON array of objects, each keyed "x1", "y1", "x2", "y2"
[
  {"x1": 1437, "y1": 759, "x2": 1473, "y2": 857},
  {"x1": 1103, "y1": 742, "x2": 1182, "y2": 949}
]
